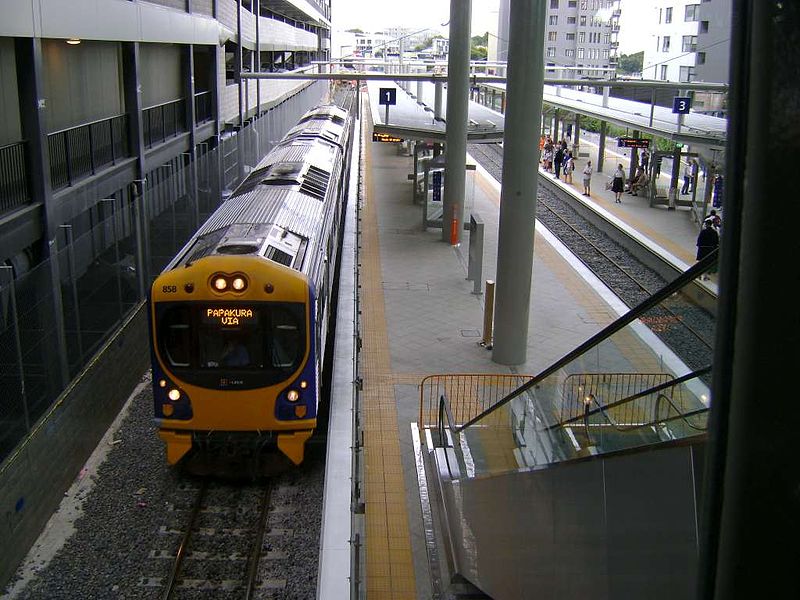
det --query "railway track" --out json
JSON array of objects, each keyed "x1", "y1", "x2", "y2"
[
  {"x1": 140, "y1": 474, "x2": 315, "y2": 600},
  {"x1": 468, "y1": 142, "x2": 716, "y2": 373}
]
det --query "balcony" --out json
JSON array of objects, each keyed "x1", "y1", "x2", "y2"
[
  {"x1": 0, "y1": 142, "x2": 29, "y2": 213},
  {"x1": 47, "y1": 115, "x2": 130, "y2": 191},
  {"x1": 142, "y1": 98, "x2": 187, "y2": 150}
]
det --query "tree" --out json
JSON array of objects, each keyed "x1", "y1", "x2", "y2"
[{"x1": 617, "y1": 51, "x2": 644, "y2": 75}]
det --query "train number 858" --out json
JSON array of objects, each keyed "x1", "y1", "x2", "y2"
[{"x1": 162, "y1": 285, "x2": 178, "y2": 293}]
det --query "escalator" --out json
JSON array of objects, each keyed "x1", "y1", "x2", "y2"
[{"x1": 418, "y1": 252, "x2": 717, "y2": 600}]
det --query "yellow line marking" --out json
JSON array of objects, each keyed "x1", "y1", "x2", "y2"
[{"x1": 361, "y1": 104, "x2": 417, "y2": 599}]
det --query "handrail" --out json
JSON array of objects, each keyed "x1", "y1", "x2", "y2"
[
  {"x1": 142, "y1": 96, "x2": 186, "y2": 112},
  {"x1": 48, "y1": 113, "x2": 127, "y2": 137},
  {"x1": 454, "y1": 250, "x2": 718, "y2": 433},
  {"x1": 554, "y1": 366, "x2": 712, "y2": 429}
]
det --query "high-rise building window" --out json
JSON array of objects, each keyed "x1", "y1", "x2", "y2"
[
  {"x1": 579, "y1": 32, "x2": 585, "y2": 43},
  {"x1": 685, "y1": 4, "x2": 700, "y2": 21},
  {"x1": 697, "y1": 52, "x2": 707, "y2": 64},
  {"x1": 580, "y1": 15, "x2": 587, "y2": 26},
  {"x1": 548, "y1": 31, "x2": 558, "y2": 41},
  {"x1": 566, "y1": 33, "x2": 576, "y2": 41},
  {"x1": 662, "y1": 36, "x2": 671, "y2": 52},
  {"x1": 567, "y1": 16, "x2": 576, "y2": 24},
  {"x1": 547, "y1": 47, "x2": 556, "y2": 58},
  {"x1": 665, "y1": 7, "x2": 673, "y2": 24},
  {"x1": 565, "y1": 49, "x2": 575, "y2": 58},
  {"x1": 551, "y1": 0, "x2": 559, "y2": 8},
  {"x1": 581, "y1": 0, "x2": 588, "y2": 8},
  {"x1": 660, "y1": 65, "x2": 669, "y2": 80},
  {"x1": 679, "y1": 65, "x2": 696, "y2": 82},
  {"x1": 700, "y1": 20, "x2": 709, "y2": 33},
  {"x1": 656, "y1": 36, "x2": 660, "y2": 51},
  {"x1": 682, "y1": 35, "x2": 698, "y2": 52},
  {"x1": 568, "y1": 0, "x2": 577, "y2": 7},
  {"x1": 549, "y1": 15, "x2": 558, "y2": 25},
  {"x1": 578, "y1": 48, "x2": 585, "y2": 58}
]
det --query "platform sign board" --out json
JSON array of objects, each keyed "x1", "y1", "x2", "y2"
[
  {"x1": 372, "y1": 132, "x2": 404, "y2": 143},
  {"x1": 672, "y1": 96, "x2": 692, "y2": 114},
  {"x1": 378, "y1": 88, "x2": 397, "y2": 106},
  {"x1": 432, "y1": 170, "x2": 442, "y2": 202},
  {"x1": 617, "y1": 137, "x2": 651, "y2": 149}
]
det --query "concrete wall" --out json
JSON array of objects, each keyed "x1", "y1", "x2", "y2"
[
  {"x1": 0, "y1": 39, "x2": 22, "y2": 146},
  {"x1": 139, "y1": 43, "x2": 183, "y2": 107},
  {"x1": 695, "y1": 0, "x2": 731, "y2": 84},
  {"x1": 0, "y1": 304, "x2": 150, "y2": 589}
]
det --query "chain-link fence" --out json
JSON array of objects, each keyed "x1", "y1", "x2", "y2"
[{"x1": 0, "y1": 80, "x2": 329, "y2": 463}]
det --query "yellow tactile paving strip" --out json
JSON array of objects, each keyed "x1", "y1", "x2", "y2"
[{"x1": 360, "y1": 116, "x2": 417, "y2": 599}]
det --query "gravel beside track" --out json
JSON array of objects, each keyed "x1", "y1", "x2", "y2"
[{"x1": 6, "y1": 380, "x2": 326, "y2": 600}]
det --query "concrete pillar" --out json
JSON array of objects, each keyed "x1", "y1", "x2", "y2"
[
  {"x1": 416, "y1": 79, "x2": 423, "y2": 104},
  {"x1": 492, "y1": 0, "x2": 546, "y2": 366},
  {"x1": 553, "y1": 108, "x2": 560, "y2": 142},
  {"x1": 434, "y1": 82, "x2": 443, "y2": 121},
  {"x1": 598, "y1": 120, "x2": 607, "y2": 173},
  {"x1": 669, "y1": 145, "x2": 681, "y2": 210},
  {"x1": 573, "y1": 114, "x2": 581, "y2": 154},
  {"x1": 441, "y1": 0, "x2": 471, "y2": 243}
]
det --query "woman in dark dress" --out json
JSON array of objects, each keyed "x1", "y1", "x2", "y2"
[
  {"x1": 696, "y1": 219, "x2": 720, "y2": 280},
  {"x1": 612, "y1": 163, "x2": 626, "y2": 203}
]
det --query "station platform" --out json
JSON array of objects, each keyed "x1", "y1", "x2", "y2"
[{"x1": 352, "y1": 101, "x2": 710, "y2": 597}]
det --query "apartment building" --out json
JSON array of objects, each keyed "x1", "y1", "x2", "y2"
[
  {"x1": 493, "y1": 0, "x2": 621, "y2": 77},
  {"x1": 642, "y1": 0, "x2": 730, "y2": 114}
]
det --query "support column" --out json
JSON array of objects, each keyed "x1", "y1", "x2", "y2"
[
  {"x1": 553, "y1": 108, "x2": 560, "y2": 142},
  {"x1": 669, "y1": 146, "x2": 681, "y2": 210},
  {"x1": 416, "y1": 79, "x2": 423, "y2": 104},
  {"x1": 184, "y1": 45, "x2": 199, "y2": 231},
  {"x1": 573, "y1": 114, "x2": 581, "y2": 154},
  {"x1": 628, "y1": 129, "x2": 640, "y2": 182},
  {"x1": 492, "y1": 0, "x2": 546, "y2": 366},
  {"x1": 434, "y1": 82, "x2": 443, "y2": 121},
  {"x1": 597, "y1": 120, "x2": 607, "y2": 173},
  {"x1": 441, "y1": 0, "x2": 471, "y2": 243}
]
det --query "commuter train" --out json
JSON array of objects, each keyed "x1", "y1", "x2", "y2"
[{"x1": 148, "y1": 104, "x2": 353, "y2": 468}]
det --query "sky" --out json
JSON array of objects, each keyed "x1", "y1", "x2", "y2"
[{"x1": 331, "y1": 0, "x2": 652, "y2": 56}]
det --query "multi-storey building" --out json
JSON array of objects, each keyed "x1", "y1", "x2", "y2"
[
  {"x1": 492, "y1": 0, "x2": 621, "y2": 78},
  {"x1": 642, "y1": 0, "x2": 730, "y2": 113}
]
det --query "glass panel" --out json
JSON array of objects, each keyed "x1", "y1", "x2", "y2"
[{"x1": 445, "y1": 263, "x2": 715, "y2": 478}]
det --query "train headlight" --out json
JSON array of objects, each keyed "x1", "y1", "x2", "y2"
[
  {"x1": 159, "y1": 379, "x2": 167, "y2": 388},
  {"x1": 232, "y1": 277, "x2": 246, "y2": 291},
  {"x1": 287, "y1": 389, "x2": 300, "y2": 402},
  {"x1": 213, "y1": 277, "x2": 228, "y2": 291},
  {"x1": 168, "y1": 389, "x2": 181, "y2": 401},
  {"x1": 300, "y1": 380, "x2": 308, "y2": 389}
]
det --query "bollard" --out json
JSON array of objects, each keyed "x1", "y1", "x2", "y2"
[
  {"x1": 481, "y1": 280, "x2": 495, "y2": 348},
  {"x1": 450, "y1": 217, "x2": 459, "y2": 246}
]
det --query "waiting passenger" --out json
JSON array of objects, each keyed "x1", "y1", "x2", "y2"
[
  {"x1": 628, "y1": 168, "x2": 649, "y2": 196},
  {"x1": 582, "y1": 161, "x2": 593, "y2": 196}
]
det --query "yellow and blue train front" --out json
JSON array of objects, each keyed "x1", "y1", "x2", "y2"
[{"x1": 148, "y1": 255, "x2": 318, "y2": 465}]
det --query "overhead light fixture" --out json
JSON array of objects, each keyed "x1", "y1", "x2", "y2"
[{"x1": 66, "y1": 38, "x2": 81, "y2": 45}]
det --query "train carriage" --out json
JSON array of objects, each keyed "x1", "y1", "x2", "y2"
[{"x1": 148, "y1": 104, "x2": 353, "y2": 468}]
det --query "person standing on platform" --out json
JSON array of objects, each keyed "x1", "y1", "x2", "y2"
[
  {"x1": 690, "y1": 159, "x2": 699, "y2": 193},
  {"x1": 554, "y1": 143, "x2": 566, "y2": 179},
  {"x1": 563, "y1": 151, "x2": 574, "y2": 183},
  {"x1": 681, "y1": 160, "x2": 692, "y2": 194},
  {"x1": 641, "y1": 149, "x2": 650, "y2": 175},
  {"x1": 696, "y1": 219, "x2": 720, "y2": 280},
  {"x1": 582, "y1": 161, "x2": 593, "y2": 195},
  {"x1": 705, "y1": 209, "x2": 722, "y2": 232},
  {"x1": 612, "y1": 163, "x2": 626, "y2": 202}
]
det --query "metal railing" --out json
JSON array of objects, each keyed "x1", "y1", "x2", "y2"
[
  {"x1": 143, "y1": 98, "x2": 187, "y2": 149},
  {"x1": 419, "y1": 373, "x2": 534, "y2": 428},
  {"x1": 47, "y1": 115, "x2": 129, "y2": 190},
  {"x1": 194, "y1": 91, "x2": 213, "y2": 124},
  {"x1": 0, "y1": 142, "x2": 29, "y2": 212}
]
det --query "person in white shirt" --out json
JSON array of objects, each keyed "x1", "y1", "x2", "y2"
[{"x1": 582, "y1": 161, "x2": 593, "y2": 196}]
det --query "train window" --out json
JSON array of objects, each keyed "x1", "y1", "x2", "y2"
[
  {"x1": 160, "y1": 306, "x2": 192, "y2": 367},
  {"x1": 269, "y1": 306, "x2": 303, "y2": 369},
  {"x1": 265, "y1": 246, "x2": 294, "y2": 266}
]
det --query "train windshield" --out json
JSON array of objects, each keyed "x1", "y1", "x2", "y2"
[{"x1": 157, "y1": 302, "x2": 306, "y2": 388}]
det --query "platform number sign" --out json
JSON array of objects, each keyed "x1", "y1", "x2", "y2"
[
  {"x1": 672, "y1": 96, "x2": 692, "y2": 114},
  {"x1": 379, "y1": 88, "x2": 397, "y2": 106},
  {"x1": 432, "y1": 171, "x2": 442, "y2": 202}
]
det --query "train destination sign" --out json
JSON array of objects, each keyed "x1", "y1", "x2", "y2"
[
  {"x1": 617, "y1": 137, "x2": 651, "y2": 149},
  {"x1": 203, "y1": 307, "x2": 258, "y2": 326},
  {"x1": 372, "y1": 132, "x2": 404, "y2": 143}
]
